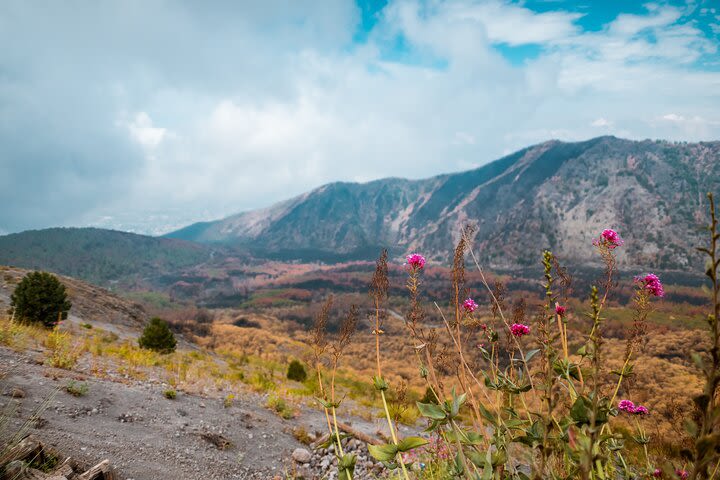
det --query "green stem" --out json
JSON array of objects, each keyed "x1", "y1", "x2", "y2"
[{"x1": 380, "y1": 389, "x2": 410, "y2": 480}]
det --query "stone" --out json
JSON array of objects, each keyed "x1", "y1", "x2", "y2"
[{"x1": 292, "y1": 447, "x2": 312, "y2": 464}]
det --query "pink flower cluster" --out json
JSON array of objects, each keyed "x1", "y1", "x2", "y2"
[
  {"x1": 510, "y1": 323, "x2": 530, "y2": 337},
  {"x1": 406, "y1": 253, "x2": 426, "y2": 269},
  {"x1": 463, "y1": 297, "x2": 478, "y2": 312},
  {"x1": 555, "y1": 304, "x2": 566, "y2": 316},
  {"x1": 618, "y1": 399, "x2": 649, "y2": 415},
  {"x1": 594, "y1": 228, "x2": 624, "y2": 249},
  {"x1": 654, "y1": 468, "x2": 688, "y2": 479},
  {"x1": 636, "y1": 273, "x2": 665, "y2": 298}
]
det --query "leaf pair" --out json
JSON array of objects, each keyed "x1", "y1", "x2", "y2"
[{"x1": 367, "y1": 436, "x2": 428, "y2": 462}]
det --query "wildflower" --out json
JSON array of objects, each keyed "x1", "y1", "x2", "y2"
[
  {"x1": 633, "y1": 405, "x2": 649, "y2": 415},
  {"x1": 594, "y1": 228, "x2": 624, "y2": 249},
  {"x1": 618, "y1": 399, "x2": 636, "y2": 412},
  {"x1": 406, "y1": 253, "x2": 426, "y2": 270},
  {"x1": 653, "y1": 468, "x2": 662, "y2": 478},
  {"x1": 636, "y1": 273, "x2": 665, "y2": 298},
  {"x1": 462, "y1": 297, "x2": 478, "y2": 313},
  {"x1": 555, "y1": 304, "x2": 567, "y2": 317},
  {"x1": 676, "y1": 470, "x2": 689, "y2": 480},
  {"x1": 510, "y1": 323, "x2": 530, "y2": 337}
]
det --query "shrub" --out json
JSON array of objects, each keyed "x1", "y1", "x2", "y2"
[
  {"x1": 266, "y1": 394, "x2": 294, "y2": 419},
  {"x1": 10, "y1": 271, "x2": 71, "y2": 328},
  {"x1": 65, "y1": 380, "x2": 88, "y2": 397},
  {"x1": 292, "y1": 425, "x2": 312, "y2": 444},
  {"x1": 163, "y1": 389, "x2": 177, "y2": 399},
  {"x1": 138, "y1": 317, "x2": 177, "y2": 353},
  {"x1": 45, "y1": 328, "x2": 79, "y2": 369},
  {"x1": 286, "y1": 359, "x2": 307, "y2": 382}
]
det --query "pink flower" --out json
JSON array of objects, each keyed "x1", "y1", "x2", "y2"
[
  {"x1": 618, "y1": 399, "x2": 635, "y2": 412},
  {"x1": 676, "y1": 470, "x2": 689, "y2": 480},
  {"x1": 653, "y1": 468, "x2": 662, "y2": 478},
  {"x1": 510, "y1": 323, "x2": 530, "y2": 337},
  {"x1": 462, "y1": 298, "x2": 478, "y2": 313},
  {"x1": 555, "y1": 304, "x2": 567, "y2": 317},
  {"x1": 633, "y1": 405, "x2": 649, "y2": 415},
  {"x1": 594, "y1": 228, "x2": 624, "y2": 249},
  {"x1": 636, "y1": 273, "x2": 665, "y2": 298},
  {"x1": 406, "y1": 253, "x2": 426, "y2": 269}
]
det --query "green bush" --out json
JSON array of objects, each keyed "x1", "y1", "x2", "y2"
[
  {"x1": 163, "y1": 389, "x2": 177, "y2": 399},
  {"x1": 10, "y1": 271, "x2": 71, "y2": 328},
  {"x1": 138, "y1": 317, "x2": 177, "y2": 353},
  {"x1": 65, "y1": 380, "x2": 88, "y2": 397},
  {"x1": 286, "y1": 359, "x2": 307, "y2": 382}
]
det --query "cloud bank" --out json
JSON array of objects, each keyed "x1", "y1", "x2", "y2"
[{"x1": 0, "y1": 0, "x2": 718, "y2": 234}]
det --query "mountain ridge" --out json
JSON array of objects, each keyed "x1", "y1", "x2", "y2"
[
  {"x1": 0, "y1": 227, "x2": 217, "y2": 286},
  {"x1": 166, "y1": 136, "x2": 720, "y2": 270}
]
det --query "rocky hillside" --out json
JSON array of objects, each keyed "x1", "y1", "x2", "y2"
[{"x1": 168, "y1": 136, "x2": 720, "y2": 270}]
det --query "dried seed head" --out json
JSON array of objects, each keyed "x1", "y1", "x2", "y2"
[
  {"x1": 311, "y1": 295, "x2": 333, "y2": 361},
  {"x1": 370, "y1": 249, "x2": 389, "y2": 302},
  {"x1": 334, "y1": 304, "x2": 359, "y2": 358}
]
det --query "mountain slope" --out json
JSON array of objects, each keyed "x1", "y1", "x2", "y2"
[
  {"x1": 169, "y1": 136, "x2": 720, "y2": 270},
  {"x1": 0, "y1": 228, "x2": 215, "y2": 286}
]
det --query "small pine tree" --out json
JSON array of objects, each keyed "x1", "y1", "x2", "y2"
[
  {"x1": 10, "y1": 271, "x2": 72, "y2": 328},
  {"x1": 138, "y1": 317, "x2": 177, "y2": 353},
  {"x1": 286, "y1": 359, "x2": 307, "y2": 382}
]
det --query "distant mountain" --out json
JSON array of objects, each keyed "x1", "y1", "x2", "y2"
[
  {"x1": 167, "y1": 136, "x2": 720, "y2": 270},
  {"x1": 0, "y1": 228, "x2": 215, "y2": 286}
]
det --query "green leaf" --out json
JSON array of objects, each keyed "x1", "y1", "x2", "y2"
[
  {"x1": 450, "y1": 391, "x2": 467, "y2": 418},
  {"x1": 416, "y1": 401, "x2": 447, "y2": 420},
  {"x1": 524, "y1": 348, "x2": 540, "y2": 363},
  {"x1": 367, "y1": 443, "x2": 399, "y2": 462},
  {"x1": 478, "y1": 403, "x2": 497, "y2": 426},
  {"x1": 338, "y1": 453, "x2": 357, "y2": 470},
  {"x1": 570, "y1": 396, "x2": 591, "y2": 425},
  {"x1": 397, "y1": 436, "x2": 429, "y2": 452},
  {"x1": 373, "y1": 375, "x2": 389, "y2": 391},
  {"x1": 315, "y1": 397, "x2": 340, "y2": 409}
]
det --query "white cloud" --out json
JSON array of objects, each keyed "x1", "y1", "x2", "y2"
[
  {"x1": 591, "y1": 118, "x2": 613, "y2": 127},
  {"x1": 0, "y1": 0, "x2": 718, "y2": 234},
  {"x1": 126, "y1": 112, "x2": 167, "y2": 150}
]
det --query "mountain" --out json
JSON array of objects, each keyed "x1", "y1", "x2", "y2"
[
  {"x1": 167, "y1": 136, "x2": 720, "y2": 270},
  {"x1": 0, "y1": 227, "x2": 215, "y2": 286}
]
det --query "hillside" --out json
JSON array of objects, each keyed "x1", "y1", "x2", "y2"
[
  {"x1": 0, "y1": 268, "x2": 394, "y2": 479},
  {"x1": 167, "y1": 136, "x2": 720, "y2": 270},
  {"x1": 0, "y1": 228, "x2": 216, "y2": 287}
]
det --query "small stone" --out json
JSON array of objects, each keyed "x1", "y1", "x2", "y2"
[
  {"x1": 8, "y1": 388, "x2": 25, "y2": 398},
  {"x1": 292, "y1": 448, "x2": 312, "y2": 464}
]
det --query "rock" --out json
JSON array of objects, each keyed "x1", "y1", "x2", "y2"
[
  {"x1": 5, "y1": 460, "x2": 25, "y2": 478},
  {"x1": 292, "y1": 448, "x2": 312, "y2": 464},
  {"x1": 7, "y1": 387, "x2": 25, "y2": 398}
]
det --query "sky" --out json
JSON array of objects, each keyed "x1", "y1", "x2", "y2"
[{"x1": 1, "y1": 0, "x2": 719, "y2": 235}]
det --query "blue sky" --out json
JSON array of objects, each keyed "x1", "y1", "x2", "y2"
[{"x1": 0, "y1": 0, "x2": 718, "y2": 235}]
